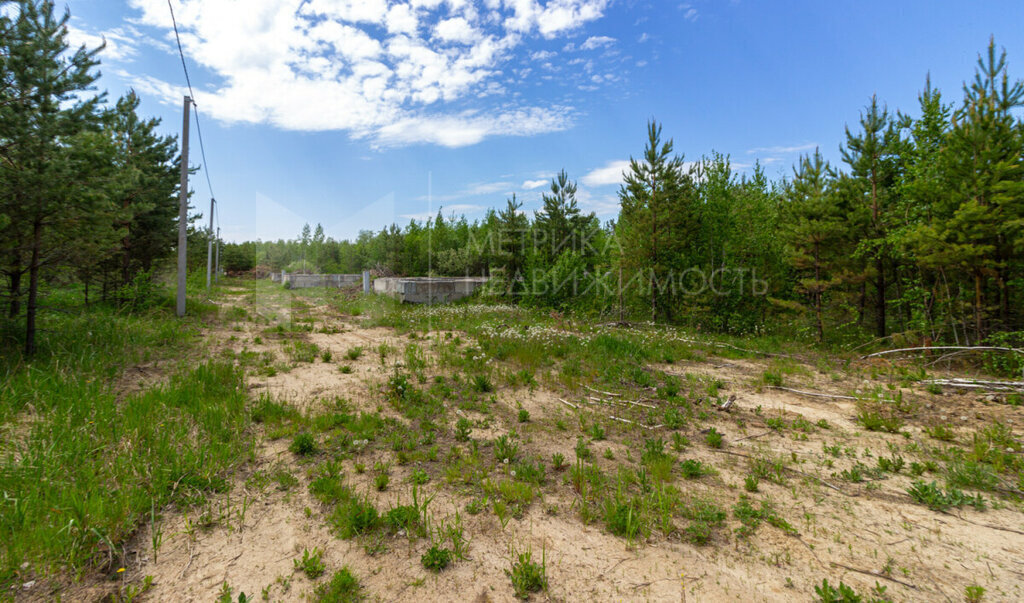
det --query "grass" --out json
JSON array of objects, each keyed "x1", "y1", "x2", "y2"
[
  {"x1": 314, "y1": 567, "x2": 363, "y2": 602},
  {"x1": 0, "y1": 292, "x2": 250, "y2": 589},
  {"x1": 294, "y1": 548, "x2": 325, "y2": 579},
  {"x1": 508, "y1": 547, "x2": 547, "y2": 600},
  {"x1": 421, "y1": 545, "x2": 453, "y2": 572}
]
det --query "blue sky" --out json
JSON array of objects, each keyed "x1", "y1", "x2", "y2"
[{"x1": 62, "y1": 0, "x2": 1024, "y2": 242}]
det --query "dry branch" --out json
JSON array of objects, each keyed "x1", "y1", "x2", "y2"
[
  {"x1": 862, "y1": 345, "x2": 1024, "y2": 360},
  {"x1": 766, "y1": 386, "x2": 858, "y2": 401},
  {"x1": 829, "y1": 562, "x2": 918, "y2": 590}
]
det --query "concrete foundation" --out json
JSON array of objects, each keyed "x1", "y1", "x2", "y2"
[
  {"x1": 373, "y1": 277, "x2": 489, "y2": 304},
  {"x1": 280, "y1": 273, "x2": 362, "y2": 288}
]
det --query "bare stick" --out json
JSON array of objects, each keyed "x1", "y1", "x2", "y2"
[
  {"x1": 584, "y1": 385, "x2": 622, "y2": 397},
  {"x1": 767, "y1": 386, "x2": 858, "y2": 401},
  {"x1": 830, "y1": 562, "x2": 918, "y2": 590},
  {"x1": 862, "y1": 345, "x2": 1024, "y2": 359},
  {"x1": 557, "y1": 398, "x2": 578, "y2": 410}
]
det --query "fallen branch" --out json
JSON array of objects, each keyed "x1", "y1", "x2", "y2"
[
  {"x1": 767, "y1": 386, "x2": 858, "y2": 401},
  {"x1": 608, "y1": 415, "x2": 663, "y2": 430},
  {"x1": 557, "y1": 398, "x2": 578, "y2": 410},
  {"x1": 584, "y1": 385, "x2": 622, "y2": 397},
  {"x1": 862, "y1": 345, "x2": 1024, "y2": 360},
  {"x1": 919, "y1": 378, "x2": 1024, "y2": 392},
  {"x1": 829, "y1": 562, "x2": 918, "y2": 590},
  {"x1": 707, "y1": 448, "x2": 851, "y2": 495}
]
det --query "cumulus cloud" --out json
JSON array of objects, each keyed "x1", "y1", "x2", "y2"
[
  {"x1": 579, "y1": 35, "x2": 615, "y2": 50},
  {"x1": 581, "y1": 159, "x2": 630, "y2": 186},
  {"x1": 522, "y1": 178, "x2": 548, "y2": 189},
  {"x1": 118, "y1": 0, "x2": 608, "y2": 147},
  {"x1": 65, "y1": 23, "x2": 139, "y2": 61}
]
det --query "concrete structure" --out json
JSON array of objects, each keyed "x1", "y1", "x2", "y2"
[
  {"x1": 373, "y1": 276, "x2": 489, "y2": 304},
  {"x1": 280, "y1": 273, "x2": 362, "y2": 289}
]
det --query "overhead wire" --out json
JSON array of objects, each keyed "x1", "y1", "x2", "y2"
[{"x1": 166, "y1": 0, "x2": 217, "y2": 205}]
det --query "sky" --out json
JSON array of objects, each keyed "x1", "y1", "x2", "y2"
[{"x1": 60, "y1": 0, "x2": 1024, "y2": 243}]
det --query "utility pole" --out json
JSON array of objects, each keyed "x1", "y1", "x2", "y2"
[
  {"x1": 215, "y1": 226, "x2": 221, "y2": 283},
  {"x1": 206, "y1": 197, "x2": 215, "y2": 289},
  {"x1": 176, "y1": 96, "x2": 191, "y2": 317}
]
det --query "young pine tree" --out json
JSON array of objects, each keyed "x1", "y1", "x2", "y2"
[{"x1": 782, "y1": 150, "x2": 844, "y2": 341}]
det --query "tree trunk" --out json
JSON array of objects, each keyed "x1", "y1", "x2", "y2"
[
  {"x1": 25, "y1": 219, "x2": 42, "y2": 356},
  {"x1": 8, "y1": 266, "x2": 21, "y2": 319},
  {"x1": 875, "y1": 256, "x2": 886, "y2": 338}
]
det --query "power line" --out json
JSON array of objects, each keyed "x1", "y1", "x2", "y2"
[{"x1": 167, "y1": 0, "x2": 216, "y2": 203}]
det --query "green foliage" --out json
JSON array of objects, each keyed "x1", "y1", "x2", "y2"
[
  {"x1": 907, "y1": 480, "x2": 986, "y2": 511},
  {"x1": 705, "y1": 427, "x2": 724, "y2": 448},
  {"x1": 293, "y1": 548, "x2": 325, "y2": 579},
  {"x1": 314, "y1": 568, "x2": 363, "y2": 602},
  {"x1": 507, "y1": 547, "x2": 548, "y2": 600},
  {"x1": 421, "y1": 545, "x2": 453, "y2": 572},
  {"x1": 290, "y1": 433, "x2": 318, "y2": 456}
]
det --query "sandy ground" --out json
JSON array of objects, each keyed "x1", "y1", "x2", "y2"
[{"x1": 41, "y1": 284, "x2": 1024, "y2": 603}]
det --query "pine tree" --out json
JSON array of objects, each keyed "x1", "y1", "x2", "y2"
[
  {"x1": 617, "y1": 120, "x2": 693, "y2": 322},
  {"x1": 840, "y1": 95, "x2": 905, "y2": 337},
  {"x1": 782, "y1": 150, "x2": 844, "y2": 341},
  {"x1": 0, "y1": 0, "x2": 105, "y2": 354}
]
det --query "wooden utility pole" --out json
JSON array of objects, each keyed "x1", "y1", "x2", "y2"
[
  {"x1": 215, "y1": 227, "x2": 221, "y2": 283},
  {"x1": 176, "y1": 96, "x2": 191, "y2": 317},
  {"x1": 206, "y1": 197, "x2": 214, "y2": 289}
]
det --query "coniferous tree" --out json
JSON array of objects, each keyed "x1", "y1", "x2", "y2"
[
  {"x1": 617, "y1": 120, "x2": 693, "y2": 322},
  {"x1": 0, "y1": 0, "x2": 105, "y2": 354},
  {"x1": 782, "y1": 150, "x2": 843, "y2": 341}
]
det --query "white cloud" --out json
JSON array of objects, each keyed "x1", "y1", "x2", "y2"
[
  {"x1": 582, "y1": 159, "x2": 630, "y2": 186},
  {"x1": 521, "y1": 178, "x2": 548, "y2": 189},
  {"x1": 119, "y1": 0, "x2": 605, "y2": 147},
  {"x1": 746, "y1": 143, "x2": 818, "y2": 154},
  {"x1": 679, "y1": 4, "x2": 698, "y2": 21},
  {"x1": 530, "y1": 49, "x2": 556, "y2": 60},
  {"x1": 65, "y1": 23, "x2": 139, "y2": 61},
  {"x1": 579, "y1": 35, "x2": 615, "y2": 50},
  {"x1": 435, "y1": 17, "x2": 479, "y2": 44}
]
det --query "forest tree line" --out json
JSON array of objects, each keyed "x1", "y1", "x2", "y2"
[
  {"x1": 2, "y1": 0, "x2": 1021, "y2": 354},
  {"x1": 233, "y1": 40, "x2": 1023, "y2": 347}
]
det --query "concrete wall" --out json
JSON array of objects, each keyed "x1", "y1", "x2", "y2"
[
  {"x1": 279, "y1": 273, "x2": 362, "y2": 289},
  {"x1": 373, "y1": 277, "x2": 489, "y2": 304}
]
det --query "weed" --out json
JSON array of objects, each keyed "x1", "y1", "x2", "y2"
[
  {"x1": 680, "y1": 459, "x2": 712, "y2": 479},
  {"x1": 925, "y1": 423, "x2": 956, "y2": 441},
  {"x1": 331, "y1": 496, "x2": 381, "y2": 538},
  {"x1": 495, "y1": 433, "x2": 520, "y2": 463},
  {"x1": 574, "y1": 436, "x2": 593, "y2": 461},
  {"x1": 744, "y1": 475, "x2": 760, "y2": 492},
  {"x1": 454, "y1": 417, "x2": 473, "y2": 441},
  {"x1": 421, "y1": 545, "x2": 453, "y2": 572},
  {"x1": 857, "y1": 410, "x2": 903, "y2": 433},
  {"x1": 671, "y1": 432, "x2": 690, "y2": 451},
  {"x1": 293, "y1": 548, "x2": 325, "y2": 579},
  {"x1": 339, "y1": 364, "x2": 353, "y2": 374},
  {"x1": 290, "y1": 433, "x2": 318, "y2": 456},
  {"x1": 507, "y1": 547, "x2": 548, "y2": 600},
  {"x1": 518, "y1": 409, "x2": 530, "y2": 423},
  {"x1": 705, "y1": 427, "x2": 724, "y2": 448},
  {"x1": 762, "y1": 371, "x2": 783, "y2": 387},
  {"x1": 965, "y1": 584, "x2": 986, "y2": 603},
  {"x1": 551, "y1": 453, "x2": 567, "y2": 471},
  {"x1": 876, "y1": 454, "x2": 905, "y2": 474},
  {"x1": 588, "y1": 422, "x2": 607, "y2": 440},
  {"x1": 321, "y1": 350, "x2": 333, "y2": 363},
  {"x1": 472, "y1": 374, "x2": 494, "y2": 393},
  {"x1": 345, "y1": 346, "x2": 364, "y2": 361},
  {"x1": 314, "y1": 568, "x2": 363, "y2": 602},
  {"x1": 907, "y1": 480, "x2": 986, "y2": 511},
  {"x1": 814, "y1": 579, "x2": 861, "y2": 603}
]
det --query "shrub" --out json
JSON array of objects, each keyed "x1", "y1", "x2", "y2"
[
  {"x1": 705, "y1": 427, "x2": 724, "y2": 448},
  {"x1": 680, "y1": 459, "x2": 712, "y2": 479},
  {"x1": 421, "y1": 545, "x2": 453, "y2": 572},
  {"x1": 290, "y1": 433, "x2": 317, "y2": 456}
]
